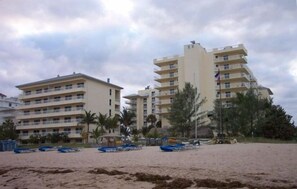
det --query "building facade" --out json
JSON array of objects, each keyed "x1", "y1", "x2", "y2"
[
  {"x1": 124, "y1": 87, "x2": 158, "y2": 130},
  {"x1": 15, "y1": 73, "x2": 122, "y2": 143},
  {"x1": 154, "y1": 42, "x2": 272, "y2": 127},
  {"x1": 0, "y1": 93, "x2": 21, "y2": 124}
]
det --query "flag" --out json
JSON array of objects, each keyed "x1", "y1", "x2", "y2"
[{"x1": 215, "y1": 70, "x2": 220, "y2": 80}]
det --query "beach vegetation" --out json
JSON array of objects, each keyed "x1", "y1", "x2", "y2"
[
  {"x1": 79, "y1": 110, "x2": 97, "y2": 143},
  {"x1": 213, "y1": 88, "x2": 296, "y2": 140},
  {"x1": 0, "y1": 119, "x2": 18, "y2": 140},
  {"x1": 168, "y1": 83, "x2": 206, "y2": 138},
  {"x1": 119, "y1": 107, "x2": 136, "y2": 137}
]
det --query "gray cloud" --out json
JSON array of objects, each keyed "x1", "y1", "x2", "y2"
[{"x1": 0, "y1": 0, "x2": 296, "y2": 122}]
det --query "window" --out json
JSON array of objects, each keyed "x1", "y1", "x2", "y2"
[
  {"x1": 76, "y1": 128, "x2": 82, "y2": 134},
  {"x1": 43, "y1": 98, "x2": 49, "y2": 103},
  {"x1": 169, "y1": 64, "x2": 175, "y2": 69},
  {"x1": 224, "y1": 64, "x2": 229, "y2": 70},
  {"x1": 35, "y1": 99, "x2": 42, "y2": 104},
  {"x1": 170, "y1": 97, "x2": 174, "y2": 103},
  {"x1": 152, "y1": 97, "x2": 155, "y2": 103},
  {"x1": 169, "y1": 89, "x2": 175, "y2": 95},
  {"x1": 109, "y1": 89, "x2": 112, "y2": 95},
  {"x1": 152, "y1": 91, "x2": 155, "y2": 96},
  {"x1": 170, "y1": 80, "x2": 174, "y2": 86},
  {"x1": 109, "y1": 99, "x2": 112, "y2": 106},
  {"x1": 225, "y1": 82, "x2": 230, "y2": 89},
  {"x1": 53, "y1": 129, "x2": 59, "y2": 133},
  {"x1": 223, "y1": 55, "x2": 228, "y2": 61},
  {"x1": 54, "y1": 107, "x2": 60, "y2": 112},
  {"x1": 143, "y1": 110, "x2": 147, "y2": 115},
  {"x1": 109, "y1": 109, "x2": 111, "y2": 117},
  {"x1": 77, "y1": 83, "x2": 84, "y2": 88},
  {"x1": 25, "y1": 91, "x2": 31, "y2": 95},
  {"x1": 24, "y1": 101, "x2": 30, "y2": 105},
  {"x1": 35, "y1": 109, "x2": 41, "y2": 114},
  {"x1": 22, "y1": 130, "x2": 28, "y2": 136},
  {"x1": 34, "y1": 120, "x2": 40, "y2": 125},
  {"x1": 63, "y1": 128, "x2": 71, "y2": 134},
  {"x1": 43, "y1": 119, "x2": 47, "y2": 124},
  {"x1": 65, "y1": 106, "x2": 72, "y2": 112},
  {"x1": 76, "y1": 105, "x2": 83, "y2": 110},
  {"x1": 77, "y1": 94, "x2": 84, "y2": 99},
  {"x1": 76, "y1": 116, "x2": 82, "y2": 122},
  {"x1": 64, "y1": 117, "x2": 71, "y2": 123},
  {"x1": 23, "y1": 120, "x2": 29, "y2": 126},
  {"x1": 36, "y1": 89, "x2": 42, "y2": 94},
  {"x1": 65, "y1": 84, "x2": 72, "y2": 89},
  {"x1": 225, "y1": 92, "x2": 231, "y2": 98},
  {"x1": 65, "y1": 95, "x2": 72, "y2": 100},
  {"x1": 24, "y1": 111, "x2": 30, "y2": 115},
  {"x1": 216, "y1": 91, "x2": 220, "y2": 97},
  {"x1": 169, "y1": 72, "x2": 174, "y2": 77},
  {"x1": 54, "y1": 86, "x2": 61, "y2": 91},
  {"x1": 53, "y1": 118, "x2": 60, "y2": 124},
  {"x1": 224, "y1": 73, "x2": 230, "y2": 79},
  {"x1": 44, "y1": 88, "x2": 49, "y2": 93},
  {"x1": 54, "y1": 96, "x2": 61, "y2": 102},
  {"x1": 33, "y1": 130, "x2": 40, "y2": 134},
  {"x1": 43, "y1": 109, "x2": 47, "y2": 114},
  {"x1": 143, "y1": 104, "x2": 147, "y2": 109},
  {"x1": 143, "y1": 98, "x2": 147, "y2": 103}
]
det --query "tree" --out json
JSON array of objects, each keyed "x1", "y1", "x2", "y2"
[
  {"x1": 91, "y1": 126, "x2": 103, "y2": 144},
  {"x1": 119, "y1": 107, "x2": 136, "y2": 127},
  {"x1": 106, "y1": 115, "x2": 119, "y2": 133},
  {"x1": 261, "y1": 104, "x2": 296, "y2": 140},
  {"x1": 79, "y1": 110, "x2": 97, "y2": 143},
  {"x1": 0, "y1": 119, "x2": 18, "y2": 140},
  {"x1": 168, "y1": 83, "x2": 206, "y2": 137},
  {"x1": 146, "y1": 114, "x2": 157, "y2": 128}
]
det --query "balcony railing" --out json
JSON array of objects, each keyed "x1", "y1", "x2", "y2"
[
  {"x1": 18, "y1": 97, "x2": 85, "y2": 109},
  {"x1": 214, "y1": 54, "x2": 247, "y2": 64},
  {"x1": 154, "y1": 73, "x2": 178, "y2": 81},
  {"x1": 20, "y1": 86, "x2": 85, "y2": 99}
]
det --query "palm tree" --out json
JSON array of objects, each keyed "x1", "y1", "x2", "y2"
[
  {"x1": 146, "y1": 114, "x2": 157, "y2": 128},
  {"x1": 91, "y1": 126, "x2": 103, "y2": 144},
  {"x1": 80, "y1": 110, "x2": 97, "y2": 143},
  {"x1": 119, "y1": 107, "x2": 136, "y2": 137},
  {"x1": 119, "y1": 107, "x2": 136, "y2": 126},
  {"x1": 96, "y1": 113, "x2": 108, "y2": 133},
  {"x1": 106, "y1": 115, "x2": 119, "y2": 133}
]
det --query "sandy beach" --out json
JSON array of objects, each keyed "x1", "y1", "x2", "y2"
[{"x1": 0, "y1": 143, "x2": 296, "y2": 189}]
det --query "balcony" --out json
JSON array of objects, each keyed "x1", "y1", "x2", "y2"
[
  {"x1": 16, "y1": 120, "x2": 80, "y2": 130},
  {"x1": 154, "y1": 65, "x2": 178, "y2": 74},
  {"x1": 219, "y1": 73, "x2": 250, "y2": 82},
  {"x1": 17, "y1": 109, "x2": 84, "y2": 120},
  {"x1": 155, "y1": 82, "x2": 178, "y2": 90},
  {"x1": 213, "y1": 44, "x2": 247, "y2": 56},
  {"x1": 18, "y1": 97, "x2": 85, "y2": 110},
  {"x1": 216, "y1": 82, "x2": 250, "y2": 91},
  {"x1": 156, "y1": 99, "x2": 172, "y2": 107},
  {"x1": 157, "y1": 90, "x2": 177, "y2": 98},
  {"x1": 216, "y1": 64, "x2": 248, "y2": 73},
  {"x1": 18, "y1": 132, "x2": 82, "y2": 140},
  {"x1": 19, "y1": 86, "x2": 86, "y2": 99},
  {"x1": 154, "y1": 55, "x2": 179, "y2": 67},
  {"x1": 214, "y1": 54, "x2": 247, "y2": 64},
  {"x1": 154, "y1": 73, "x2": 178, "y2": 82}
]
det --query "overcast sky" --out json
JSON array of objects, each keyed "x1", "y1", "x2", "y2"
[{"x1": 0, "y1": 0, "x2": 296, "y2": 122}]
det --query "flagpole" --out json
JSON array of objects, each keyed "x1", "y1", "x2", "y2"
[{"x1": 215, "y1": 69, "x2": 222, "y2": 140}]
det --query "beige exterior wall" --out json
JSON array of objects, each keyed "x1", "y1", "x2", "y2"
[
  {"x1": 15, "y1": 73, "x2": 122, "y2": 143},
  {"x1": 124, "y1": 88, "x2": 158, "y2": 130},
  {"x1": 154, "y1": 43, "x2": 272, "y2": 128}
]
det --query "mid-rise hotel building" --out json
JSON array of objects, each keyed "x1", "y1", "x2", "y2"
[
  {"x1": 153, "y1": 42, "x2": 272, "y2": 128},
  {"x1": 16, "y1": 73, "x2": 122, "y2": 143},
  {"x1": 123, "y1": 87, "x2": 158, "y2": 130}
]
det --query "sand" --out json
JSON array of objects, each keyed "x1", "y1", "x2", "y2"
[{"x1": 0, "y1": 143, "x2": 296, "y2": 189}]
